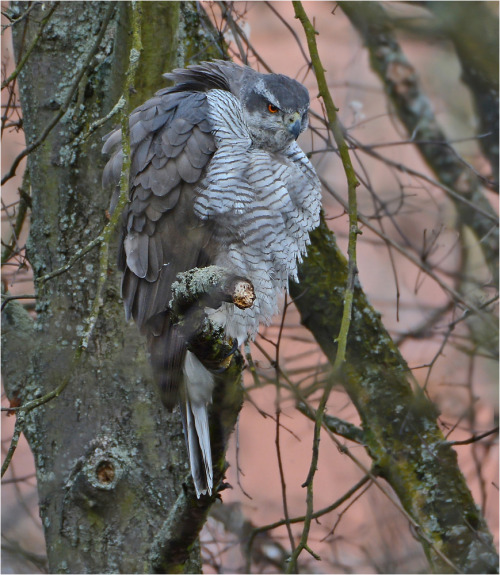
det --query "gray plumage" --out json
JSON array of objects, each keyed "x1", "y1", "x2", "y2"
[{"x1": 102, "y1": 60, "x2": 322, "y2": 498}]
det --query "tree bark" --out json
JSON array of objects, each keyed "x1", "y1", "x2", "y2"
[
  {"x1": 340, "y1": 1, "x2": 499, "y2": 288},
  {"x1": 290, "y1": 217, "x2": 498, "y2": 574},
  {"x1": 4, "y1": 2, "x2": 235, "y2": 573},
  {"x1": 4, "y1": 2, "x2": 498, "y2": 574}
]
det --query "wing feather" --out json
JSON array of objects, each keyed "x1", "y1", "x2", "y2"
[
  {"x1": 132, "y1": 214, "x2": 146, "y2": 233},
  {"x1": 151, "y1": 154, "x2": 168, "y2": 170},
  {"x1": 175, "y1": 151, "x2": 202, "y2": 183},
  {"x1": 185, "y1": 131, "x2": 213, "y2": 169},
  {"x1": 131, "y1": 137, "x2": 155, "y2": 174},
  {"x1": 102, "y1": 88, "x2": 218, "y2": 333}
]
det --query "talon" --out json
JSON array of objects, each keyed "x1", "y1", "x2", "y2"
[
  {"x1": 212, "y1": 339, "x2": 239, "y2": 372},
  {"x1": 217, "y1": 481, "x2": 232, "y2": 494},
  {"x1": 213, "y1": 355, "x2": 232, "y2": 372},
  {"x1": 222, "y1": 338, "x2": 239, "y2": 359}
]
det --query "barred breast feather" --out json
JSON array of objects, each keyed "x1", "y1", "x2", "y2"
[{"x1": 196, "y1": 90, "x2": 321, "y2": 343}]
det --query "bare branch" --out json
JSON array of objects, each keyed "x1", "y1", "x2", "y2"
[
  {"x1": 1, "y1": 4, "x2": 57, "y2": 90},
  {"x1": 1, "y1": 3, "x2": 116, "y2": 186},
  {"x1": 340, "y1": 1, "x2": 499, "y2": 286},
  {"x1": 450, "y1": 427, "x2": 499, "y2": 447}
]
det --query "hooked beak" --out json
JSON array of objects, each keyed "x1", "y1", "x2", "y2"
[{"x1": 286, "y1": 112, "x2": 302, "y2": 140}]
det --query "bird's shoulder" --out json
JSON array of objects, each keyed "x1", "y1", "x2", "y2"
[{"x1": 102, "y1": 87, "x2": 222, "y2": 327}]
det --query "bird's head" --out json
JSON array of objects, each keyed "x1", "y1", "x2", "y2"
[{"x1": 240, "y1": 73, "x2": 310, "y2": 152}]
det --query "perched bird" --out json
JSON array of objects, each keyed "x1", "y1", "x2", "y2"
[{"x1": 102, "y1": 60, "x2": 322, "y2": 497}]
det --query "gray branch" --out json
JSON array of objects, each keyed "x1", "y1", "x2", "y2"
[
  {"x1": 170, "y1": 265, "x2": 255, "y2": 318},
  {"x1": 340, "y1": 1, "x2": 499, "y2": 287},
  {"x1": 290, "y1": 217, "x2": 498, "y2": 573}
]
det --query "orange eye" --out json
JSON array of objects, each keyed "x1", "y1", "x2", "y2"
[{"x1": 268, "y1": 103, "x2": 279, "y2": 113}]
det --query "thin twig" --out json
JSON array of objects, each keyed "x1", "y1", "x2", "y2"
[
  {"x1": 321, "y1": 176, "x2": 498, "y2": 330},
  {"x1": 1, "y1": 169, "x2": 31, "y2": 265},
  {"x1": 1, "y1": 4, "x2": 58, "y2": 90},
  {"x1": 1, "y1": 3, "x2": 116, "y2": 186},
  {"x1": 219, "y1": 2, "x2": 248, "y2": 64},
  {"x1": 320, "y1": 480, "x2": 373, "y2": 541},
  {"x1": 1, "y1": 471, "x2": 37, "y2": 484},
  {"x1": 217, "y1": 1, "x2": 273, "y2": 72},
  {"x1": 1, "y1": 2, "x2": 142, "y2": 478},
  {"x1": 36, "y1": 233, "x2": 104, "y2": 285},
  {"x1": 252, "y1": 339, "x2": 463, "y2": 573},
  {"x1": 246, "y1": 474, "x2": 371, "y2": 561},
  {"x1": 73, "y1": 95, "x2": 126, "y2": 145},
  {"x1": 0, "y1": 294, "x2": 36, "y2": 312},
  {"x1": 288, "y1": 2, "x2": 360, "y2": 570},
  {"x1": 449, "y1": 427, "x2": 499, "y2": 447},
  {"x1": 264, "y1": 2, "x2": 310, "y2": 64},
  {"x1": 329, "y1": 435, "x2": 464, "y2": 573},
  {"x1": 1, "y1": 3, "x2": 37, "y2": 31},
  {"x1": 273, "y1": 295, "x2": 296, "y2": 555},
  {"x1": 1, "y1": 413, "x2": 23, "y2": 477},
  {"x1": 348, "y1": 134, "x2": 499, "y2": 225}
]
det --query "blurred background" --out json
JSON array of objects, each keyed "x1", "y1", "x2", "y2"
[{"x1": 2, "y1": 2, "x2": 498, "y2": 573}]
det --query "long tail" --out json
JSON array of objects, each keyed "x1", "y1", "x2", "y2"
[
  {"x1": 148, "y1": 315, "x2": 214, "y2": 497},
  {"x1": 181, "y1": 350, "x2": 214, "y2": 497}
]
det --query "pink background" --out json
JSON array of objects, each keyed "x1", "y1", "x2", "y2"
[{"x1": 2, "y1": 2, "x2": 498, "y2": 573}]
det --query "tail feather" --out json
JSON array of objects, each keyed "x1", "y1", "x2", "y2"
[
  {"x1": 148, "y1": 314, "x2": 186, "y2": 409},
  {"x1": 182, "y1": 350, "x2": 215, "y2": 497},
  {"x1": 148, "y1": 314, "x2": 215, "y2": 497},
  {"x1": 183, "y1": 397, "x2": 213, "y2": 497}
]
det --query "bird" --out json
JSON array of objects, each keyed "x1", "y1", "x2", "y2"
[{"x1": 102, "y1": 60, "x2": 322, "y2": 498}]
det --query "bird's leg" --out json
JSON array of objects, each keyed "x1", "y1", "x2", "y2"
[{"x1": 169, "y1": 265, "x2": 254, "y2": 372}]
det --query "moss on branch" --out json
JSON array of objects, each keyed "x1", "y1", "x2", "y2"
[{"x1": 291, "y1": 217, "x2": 498, "y2": 573}]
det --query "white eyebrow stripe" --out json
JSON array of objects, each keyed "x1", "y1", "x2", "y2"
[{"x1": 254, "y1": 78, "x2": 280, "y2": 108}]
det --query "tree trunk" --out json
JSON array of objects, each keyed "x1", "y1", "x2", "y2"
[{"x1": 5, "y1": 2, "x2": 235, "y2": 573}]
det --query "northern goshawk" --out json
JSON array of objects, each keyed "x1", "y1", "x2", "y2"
[{"x1": 103, "y1": 60, "x2": 322, "y2": 497}]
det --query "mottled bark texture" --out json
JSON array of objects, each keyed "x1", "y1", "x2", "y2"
[
  {"x1": 340, "y1": 1, "x2": 499, "y2": 288},
  {"x1": 290, "y1": 217, "x2": 498, "y2": 574},
  {"x1": 4, "y1": 2, "x2": 235, "y2": 573}
]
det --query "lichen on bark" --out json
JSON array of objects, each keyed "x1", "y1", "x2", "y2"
[
  {"x1": 5, "y1": 2, "x2": 234, "y2": 573},
  {"x1": 291, "y1": 216, "x2": 498, "y2": 573}
]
